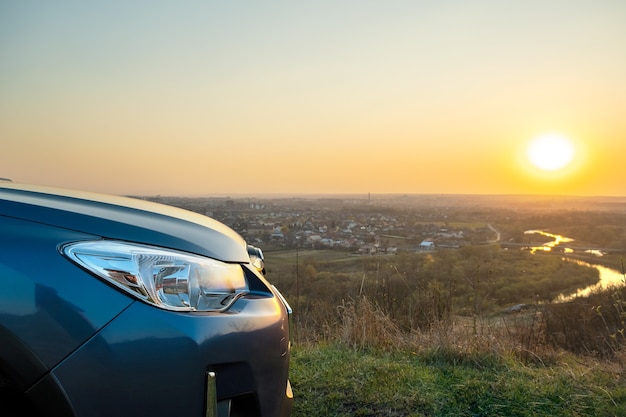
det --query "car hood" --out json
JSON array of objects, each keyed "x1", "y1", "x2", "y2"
[{"x1": 0, "y1": 183, "x2": 250, "y2": 263}]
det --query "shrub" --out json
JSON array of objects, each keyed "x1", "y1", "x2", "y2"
[{"x1": 544, "y1": 284, "x2": 626, "y2": 358}]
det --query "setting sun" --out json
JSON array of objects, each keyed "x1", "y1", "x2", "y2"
[{"x1": 526, "y1": 133, "x2": 576, "y2": 172}]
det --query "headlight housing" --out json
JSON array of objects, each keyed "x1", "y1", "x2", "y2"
[{"x1": 63, "y1": 240, "x2": 248, "y2": 312}]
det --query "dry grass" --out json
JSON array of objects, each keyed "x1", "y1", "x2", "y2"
[
  {"x1": 543, "y1": 284, "x2": 626, "y2": 358},
  {"x1": 337, "y1": 296, "x2": 403, "y2": 350},
  {"x1": 311, "y1": 291, "x2": 626, "y2": 367}
]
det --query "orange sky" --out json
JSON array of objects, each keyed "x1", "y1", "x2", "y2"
[{"x1": 1, "y1": 2, "x2": 625, "y2": 197}]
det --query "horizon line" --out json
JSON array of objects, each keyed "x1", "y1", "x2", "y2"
[{"x1": 131, "y1": 192, "x2": 626, "y2": 200}]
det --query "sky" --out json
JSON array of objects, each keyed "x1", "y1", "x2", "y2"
[{"x1": 1, "y1": 1, "x2": 625, "y2": 197}]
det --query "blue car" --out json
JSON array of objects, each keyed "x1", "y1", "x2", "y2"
[{"x1": 0, "y1": 180, "x2": 292, "y2": 417}]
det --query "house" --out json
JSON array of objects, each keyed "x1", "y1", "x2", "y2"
[{"x1": 419, "y1": 240, "x2": 435, "y2": 251}]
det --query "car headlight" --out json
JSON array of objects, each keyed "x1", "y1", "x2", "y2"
[{"x1": 62, "y1": 240, "x2": 248, "y2": 312}]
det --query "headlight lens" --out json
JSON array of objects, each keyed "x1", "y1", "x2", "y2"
[{"x1": 63, "y1": 241, "x2": 248, "y2": 311}]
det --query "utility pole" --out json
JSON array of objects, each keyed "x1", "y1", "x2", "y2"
[{"x1": 295, "y1": 239, "x2": 300, "y2": 342}]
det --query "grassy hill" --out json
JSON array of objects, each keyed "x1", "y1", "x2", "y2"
[{"x1": 265, "y1": 248, "x2": 626, "y2": 416}]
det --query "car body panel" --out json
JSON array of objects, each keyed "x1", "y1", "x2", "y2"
[{"x1": 0, "y1": 216, "x2": 134, "y2": 387}]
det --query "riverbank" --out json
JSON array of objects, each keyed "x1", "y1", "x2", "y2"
[
  {"x1": 564, "y1": 251, "x2": 625, "y2": 275},
  {"x1": 519, "y1": 229, "x2": 624, "y2": 299}
]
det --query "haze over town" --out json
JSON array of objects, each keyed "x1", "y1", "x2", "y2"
[{"x1": 2, "y1": 1, "x2": 625, "y2": 197}]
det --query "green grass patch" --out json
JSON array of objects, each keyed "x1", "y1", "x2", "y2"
[{"x1": 290, "y1": 343, "x2": 626, "y2": 417}]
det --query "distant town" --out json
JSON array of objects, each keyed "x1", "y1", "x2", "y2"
[{"x1": 138, "y1": 193, "x2": 626, "y2": 256}]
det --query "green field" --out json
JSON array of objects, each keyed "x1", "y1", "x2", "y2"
[{"x1": 290, "y1": 343, "x2": 626, "y2": 417}]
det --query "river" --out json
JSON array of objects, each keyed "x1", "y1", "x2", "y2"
[{"x1": 524, "y1": 230, "x2": 625, "y2": 301}]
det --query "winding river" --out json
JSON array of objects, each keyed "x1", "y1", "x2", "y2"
[{"x1": 524, "y1": 230, "x2": 625, "y2": 302}]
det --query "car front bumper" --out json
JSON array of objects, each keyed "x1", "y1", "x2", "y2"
[{"x1": 28, "y1": 293, "x2": 292, "y2": 417}]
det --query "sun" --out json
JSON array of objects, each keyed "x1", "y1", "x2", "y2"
[{"x1": 526, "y1": 133, "x2": 576, "y2": 171}]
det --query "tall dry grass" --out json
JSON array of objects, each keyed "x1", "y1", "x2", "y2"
[
  {"x1": 296, "y1": 283, "x2": 626, "y2": 366},
  {"x1": 329, "y1": 295, "x2": 554, "y2": 363}
]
